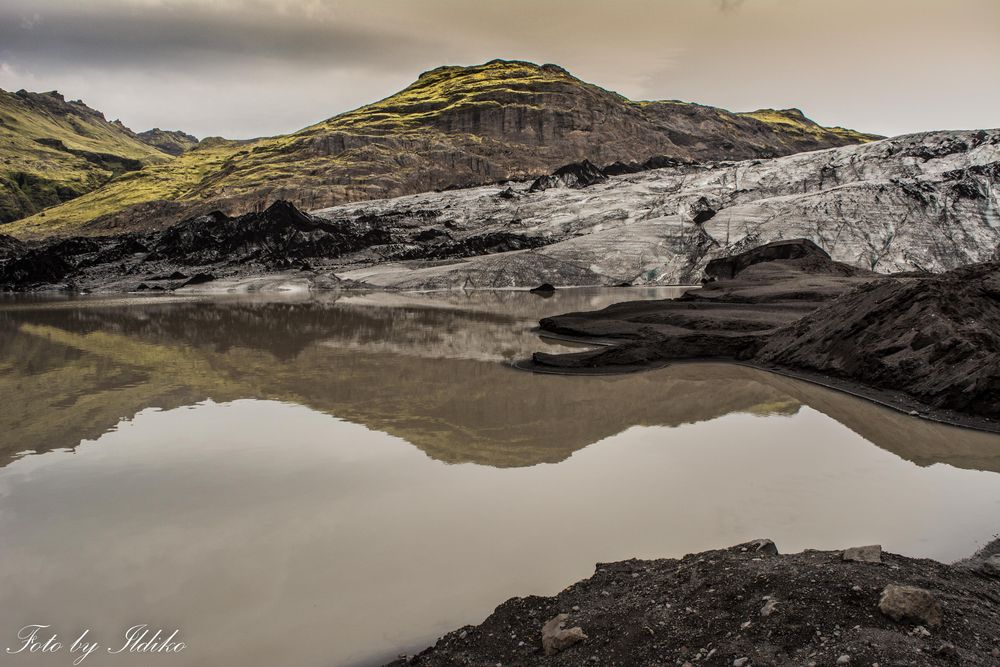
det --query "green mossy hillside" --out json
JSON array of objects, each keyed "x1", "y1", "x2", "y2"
[{"x1": 0, "y1": 89, "x2": 172, "y2": 224}]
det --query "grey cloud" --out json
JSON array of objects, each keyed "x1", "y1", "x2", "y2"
[
  {"x1": 0, "y1": 1, "x2": 434, "y2": 71},
  {"x1": 713, "y1": 0, "x2": 746, "y2": 11}
]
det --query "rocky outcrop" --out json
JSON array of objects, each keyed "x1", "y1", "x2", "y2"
[
  {"x1": 136, "y1": 128, "x2": 200, "y2": 156},
  {"x1": 0, "y1": 201, "x2": 374, "y2": 290},
  {"x1": 387, "y1": 540, "x2": 1000, "y2": 666},
  {"x1": 704, "y1": 238, "x2": 836, "y2": 280},
  {"x1": 529, "y1": 160, "x2": 607, "y2": 192}
]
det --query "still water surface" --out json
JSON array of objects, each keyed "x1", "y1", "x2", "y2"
[{"x1": 1, "y1": 289, "x2": 999, "y2": 666}]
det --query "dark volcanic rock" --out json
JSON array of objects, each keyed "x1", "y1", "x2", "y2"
[
  {"x1": 529, "y1": 283, "x2": 556, "y2": 294},
  {"x1": 389, "y1": 540, "x2": 1000, "y2": 667},
  {"x1": 0, "y1": 200, "x2": 392, "y2": 291},
  {"x1": 529, "y1": 160, "x2": 608, "y2": 192},
  {"x1": 148, "y1": 200, "x2": 390, "y2": 266},
  {"x1": 0, "y1": 247, "x2": 73, "y2": 287},
  {"x1": 704, "y1": 238, "x2": 845, "y2": 281},
  {"x1": 0, "y1": 234, "x2": 25, "y2": 259},
  {"x1": 757, "y1": 261, "x2": 1000, "y2": 419}
]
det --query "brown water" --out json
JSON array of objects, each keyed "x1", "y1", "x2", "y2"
[{"x1": 1, "y1": 288, "x2": 999, "y2": 667}]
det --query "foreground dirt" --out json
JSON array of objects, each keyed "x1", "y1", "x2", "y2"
[
  {"x1": 529, "y1": 240, "x2": 1000, "y2": 428},
  {"x1": 388, "y1": 540, "x2": 1000, "y2": 666}
]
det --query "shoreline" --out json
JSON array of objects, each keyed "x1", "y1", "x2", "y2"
[
  {"x1": 514, "y1": 339, "x2": 1000, "y2": 435},
  {"x1": 388, "y1": 539, "x2": 1000, "y2": 666}
]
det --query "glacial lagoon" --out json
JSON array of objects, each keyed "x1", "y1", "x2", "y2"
[{"x1": 2, "y1": 288, "x2": 999, "y2": 666}]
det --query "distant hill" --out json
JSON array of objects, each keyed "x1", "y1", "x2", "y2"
[
  {"x1": 0, "y1": 89, "x2": 171, "y2": 224},
  {"x1": 136, "y1": 128, "x2": 200, "y2": 156},
  {"x1": 4, "y1": 60, "x2": 881, "y2": 238}
]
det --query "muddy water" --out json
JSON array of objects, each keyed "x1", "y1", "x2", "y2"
[{"x1": 1, "y1": 288, "x2": 999, "y2": 667}]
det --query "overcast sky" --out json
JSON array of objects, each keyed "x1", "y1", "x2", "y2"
[{"x1": 0, "y1": 0, "x2": 996, "y2": 139}]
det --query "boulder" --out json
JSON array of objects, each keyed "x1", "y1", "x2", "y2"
[
  {"x1": 750, "y1": 538, "x2": 779, "y2": 556},
  {"x1": 843, "y1": 545, "x2": 882, "y2": 563},
  {"x1": 878, "y1": 584, "x2": 942, "y2": 627},
  {"x1": 541, "y1": 613, "x2": 587, "y2": 655}
]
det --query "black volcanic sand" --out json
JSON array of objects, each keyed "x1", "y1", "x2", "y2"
[
  {"x1": 525, "y1": 240, "x2": 1000, "y2": 431},
  {"x1": 387, "y1": 540, "x2": 1000, "y2": 666}
]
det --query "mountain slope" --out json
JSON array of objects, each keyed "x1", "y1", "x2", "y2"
[
  {"x1": 6, "y1": 60, "x2": 879, "y2": 238},
  {"x1": 0, "y1": 89, "x2": 172, "y2": 224}
]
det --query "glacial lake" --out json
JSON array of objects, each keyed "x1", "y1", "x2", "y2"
[{"x1": 1, "y1": 288, "x2": 999, "y2": 667}]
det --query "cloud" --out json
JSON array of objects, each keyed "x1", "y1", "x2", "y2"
[
  {"x1": 713, "y1": 0, "x2": 746, "y2": 12},
  {"x1": 0, "y1": 1, "x2": 434, "y2": 71}
]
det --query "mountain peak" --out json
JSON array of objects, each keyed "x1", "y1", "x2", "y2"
[{"x1": 3, "y1": 63, "x2": 880, "y2": 237}]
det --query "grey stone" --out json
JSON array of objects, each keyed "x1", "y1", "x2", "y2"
[
  {"x1": 843, "y1": 545, "x2": 882, "y2": 563},
  {"x1": 749, "y1": 539, "x2": 779, "y2": 556},
  {"x1": 541, "y1": 613, "x2": 587, "y2": 656},
  {"x1": 760, "y1": 597, "x2": 779, "y2": 617},
  {"x1": 878, "y1": 584, "x2": 942, "y2": 627}
]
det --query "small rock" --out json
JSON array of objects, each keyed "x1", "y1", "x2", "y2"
[
  {"x1": 749, "y1": 539, "x2": 779, "y2": 556},
  {"x1": 760, "y1": 598, "x2": 779, "y2": 617},
  {"x1": 837, "y1": 656, "x2": 851, "y2": 665},
  {"x1": 981, "y1": 554, "x2": 1000, "y2": 576},
  {"x1": 878, "y1": 584, "x2": 942, "y2": 627},
  {"x1": 936, "y1": 642, "x2": 958, "y2": 658},
  {"x1": 541, "y1": 613, "x2": 587, "y2": 656},
  {"x1": 843, "y1": 545, "x2": 882, "y2": 563},
  {"x1": 733, "y1": 658, "x2": 750, "y2": 667},
  {"x1": 181, "y1": 272, "x2": 215, "y2": 287},
  {"x1": 529, "y1": 282, "x2": 556, "y2": 294}
]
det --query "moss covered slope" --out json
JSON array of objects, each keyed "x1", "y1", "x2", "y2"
[
  {"x1": 0, "y1": 89, "x2": 172, "y2": 224},
  {"x1": 7, "y1": 60, "x2": 881, "y2": 238}
]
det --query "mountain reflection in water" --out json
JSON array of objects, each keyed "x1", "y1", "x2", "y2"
[
  {"x1": 1, "y1": 289, "x2": 998, "y2": 473},
  {"x1": 1, "y1": 289, "x2": 1000, "y2": 667}
]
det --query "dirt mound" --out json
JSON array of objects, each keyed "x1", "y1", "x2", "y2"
[
  {"x1": 758, "y1": 262, "x2": 1000, "y2": 418},
  {"x1": 389, "y1": 540, "x2": 1000, "y2": 666}
]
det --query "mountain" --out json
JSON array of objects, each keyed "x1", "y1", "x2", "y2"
[
  {"x1": 135, "y1": 128, "x2": 200, "y2": 156},
  {"x1": 4, "y1": 59, "x2": 879, "y2": 238},
  {"x1": 0, "y1": 89, "x2": 172, "y2": 224},
  {"x1": 3, "y1": 129, "x2": 996, "y2": 294}
]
